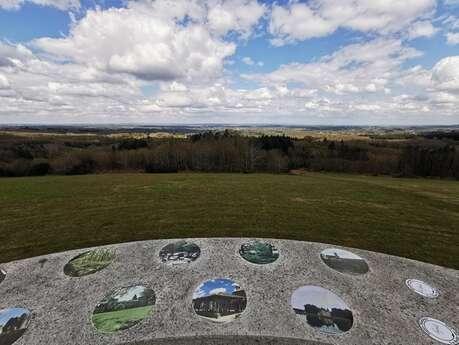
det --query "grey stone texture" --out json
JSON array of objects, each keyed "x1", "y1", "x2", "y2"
[{"x1": 0, "y1": 238, "x2": 457, "y2": 345}]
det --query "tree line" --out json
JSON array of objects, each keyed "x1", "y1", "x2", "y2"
[{"x1": 0, "y1": 130, "x2": 458, "y2": 179}]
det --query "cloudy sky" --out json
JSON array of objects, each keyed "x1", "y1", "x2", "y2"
[{"x1": 0, "y1": 0, "x2": 458, "y2": 125}]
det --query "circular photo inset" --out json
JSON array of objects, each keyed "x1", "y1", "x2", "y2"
[
  {"x1": 159, "y1": 240, "x2": 200, "y2": 265},
  {"x1": 291, "y1": 285, "x2": 353, "y2": 335},
  {"x1": 406, "y1": 279, "x2": 439, "y2": 298},
  {"x1": 419, "y1": 317, "x2": 458, "y2": 344},
  {"x1": 64, "y1": 249, "x2": 115, "y2": 277},
  {"x1": 320, "y1": 248, "x2": 369, "y2": 275},
  {"x1": 239, "y1": 240, "x2": 279, "y2": 264},
  {"x1": 0, "y1": 269, "x2": 5, "y2": 285},
  {"x1": 193, "y1": 279, "x2": 247, "y2": 323},
  {"x1": 92, "y1": 285, "x2": 156, "y2": 333},
  {"x1": 0, "y1": 308, "x2": 31, "y2": 345}
]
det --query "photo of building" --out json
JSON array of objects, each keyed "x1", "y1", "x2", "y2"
[
  {"x1": 0, "y1": 308, "x2": 31, "y2": 345},
  {"x1": 159, "y1": 240, "x2": 201, "y2": 265},
  {"x1": 64, "y1": 249, "x2": 115, "y2": 277},
  {"x1": 320, "y1": 248, "x2": 369, "y2": 275},
  {"x1": 193, "y1": 279, "x2": 247, "y2": 323},
  {"x1": 291, "y1": 285, "x2": 353, "y2": 335},
  {"x1": 0, "y1": 269, "x2": 5, "y2": 284},
  {"x1": 92, "y1": 285, "x2": 155, "y2": 333},
  {"x1": 239, "y1": 240, "x2": 279, "y2": 264}
]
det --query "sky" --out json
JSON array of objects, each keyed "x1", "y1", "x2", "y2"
[
  {"x1": 0, "y1": 0, "x2": 459, "y2": 125},
  {"x1": 0, "y1": 307, "x2": 29, "y2": 327},
  {"x1": 291, "y1": 286, "x2": 348, "y2": 311},
  {"x1": 193, "y1": 278, "x2": 240, "y2": 298}
]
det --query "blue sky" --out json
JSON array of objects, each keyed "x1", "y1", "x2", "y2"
[
  {"x1": 0, "y1": 0, "x2": 459, "y2": 124},
  {"x1": 193, "y1": 278, "x2": 240, "y2": 298},
  {"x1": 0, "y1": 307, "x2": 29, "y2": 327}
]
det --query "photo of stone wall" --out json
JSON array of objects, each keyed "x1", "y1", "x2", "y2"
[
  {"x1": 239, "y1": 240, "x2": 279, "y2": 264},
  {"x1": 64, "y1": 249, "x2": 115, "y2": 277},
  {"x1": 291, "y1": 286, "x2": 353, "y2": 335},
  {"x1": 320, "y1": 248, "x2": 369, "y2": 275},
  {"x1": 159, "y1": 240, "x2": 201, "y2": 265},
  {"x1": 193, "y1": 279, "x2": 247, "y2": 323},
  {"x1": 91, "y1": 285, "x2": 155, "y2": 333},
  {"x1": 0, "y1": 308, "x2": 31, "y2": 345},
  {"x1": 0, "y1": 269, "x2": 5, "y2": 285}
]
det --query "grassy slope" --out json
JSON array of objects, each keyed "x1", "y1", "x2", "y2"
[
  {"x1": 91, "y1": 306, "x2": 153, "y2": 333},
  {"x1": 0, "y1": 173, "x2": 458, "y2": 269}
]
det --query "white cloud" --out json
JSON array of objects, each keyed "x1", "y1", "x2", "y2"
[
  {"x1": 407, "y1": 21, "x2": 439, "y2": 39},
  {"x1": 242, "y1": 57, "x2": 255, "y2": 65},
  {"x1": 206, "y1": 0, "x2": 265, "y2": 38},
  {"x1": 0, "y1": 74, "x2": 9, "y2": 89},
  {"x1": 432, "y1": 56, "x2": 459, "y2": 92},
  {"x1": 34, "y1": 3, "x2": 237, "y2": 82},
  {"x1": 446, "y1": 32, "x2": 459, "y2": 45},
  {"x1": 0, "y1": 0, "x2": 79, "y2": 10},
  {"x1": 209, "y1": 288, "x2": 227, "y2": 295},
  {"x1": 269, "y1": 0, "x2": 436, "y2": 45},
  {"x1": 242, "y1": 56, "x2": 263, "y2": 66}
]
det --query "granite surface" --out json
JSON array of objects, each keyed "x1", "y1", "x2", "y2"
[{"x1": 0, "y1": 238, "x2": 457, "y2": 345}]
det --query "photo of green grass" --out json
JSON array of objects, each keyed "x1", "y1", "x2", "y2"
[
  {"x1": 91, "y1": 285, "x2": 155, "y2": 333},
  {"x1": 239, "y1": 240, "x2": 279, "y2": 264},
  {"x1": 64, "y1": 249, "x2": 115, "y2": 277}
]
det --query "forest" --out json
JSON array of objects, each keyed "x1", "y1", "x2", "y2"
[{"x1": 0, "y1": 130, "x2": 458, "y2": 179}]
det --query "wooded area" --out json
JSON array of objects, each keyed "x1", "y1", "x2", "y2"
[{"x1": 1, "y1": 130, "x2": 458, "y2": 179}]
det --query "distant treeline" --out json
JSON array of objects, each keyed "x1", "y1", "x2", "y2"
[{"x1": 0, "y1": 130, "x2": 458, "y2": 179}]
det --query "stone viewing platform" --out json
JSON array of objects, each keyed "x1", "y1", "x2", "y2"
[{"x1": 0, "y1": 238, "x2": 457, "y2": 345}]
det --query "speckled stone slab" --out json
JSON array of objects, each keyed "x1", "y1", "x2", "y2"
[{"x1": 0, "y1": 238, "x2": 457, "y2": 345}]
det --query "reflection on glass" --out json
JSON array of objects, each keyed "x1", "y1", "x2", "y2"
[
  {"x1": 419, "y1": 317, "x2": 458, "y2": 344},
  {"x1": 159, "y1": 240, "x2": 200, "y2": 265},
  {"x1": 239, "y1": 240, "x2": 279, "y2": 264},
  {"x1": 0, "y1": 269, "x2": 5, "y2": 285},
  {"x1": 64, "y1": 249, "x2": 115, "y2": 277},
  {"x1": 92, "y1": 285, "x2": 156, "y2": 333},
  {"x1": 406, "y1": 279, "x2": 439, "y2": 298},
  {"x1": 0, "y1": 308, "x2": 31, "y2": 345},
  {"x1": 291, "y1": 285, "x2": 353, "y2": 335},
  {"x1": 320, "y1": 248, "x2": 369, "y2": 275},
  {"x1": 193, "y1": 279, "x2": 247, "y2": 323}
]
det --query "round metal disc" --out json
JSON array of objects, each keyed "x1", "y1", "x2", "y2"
[
  {"x1": 419, "y1": 317, "x2": 458, "y2": 344},
  {"x1": 406, "y1": 279, "x2": 439, "y2": 298}
]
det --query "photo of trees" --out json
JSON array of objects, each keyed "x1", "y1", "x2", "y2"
[
  {"x1": 91, "y1": 285, "x2": 155, "y2": 333},
  {"x1": 159, "y1": 240, "x2": 200, "y2": 265},
  {"x1": 0, "y1": 308, "x2": 31, "y2": 345},
  {"x1": 291, "y1": 286, "x2": 353, "y2": 335},
  {"x1": 64, "y1": 249, "x2": 115, "y2": 277},
  {"x1": 239, "y1": 240, "x2": 279, "y2": 264}
]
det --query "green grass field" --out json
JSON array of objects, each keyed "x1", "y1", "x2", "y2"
[
  {"x1": 91, "y1": 305, "x2": 153, "y2": 333},
  {"x1": 0, "y1": 173, "x2": 458, "y2": 269}
]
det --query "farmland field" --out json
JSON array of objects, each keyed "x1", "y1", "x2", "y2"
[{"x1": 0, "y1": 173, "x2": 458, "y2": 269}]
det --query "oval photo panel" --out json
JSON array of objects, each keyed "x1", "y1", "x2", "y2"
[
  {"x1": 193, "y1": 279, "x2": 247, "y2": 323},
  {"x1": 64, "y1": 249, "x2": 115, "y2": 277},
  {"x1": 419, "y1": 317, "x2": 458, "y2": 344},
  {"x1": 320, "y1": 248, "x2": 369, "y2": 275},
  {"x1": 92, "y1": 285, "x2": 156, "y2": 333},
  {"x1": 0, "y1": 269, "x2": 5, "y2": 285},
  {"x1": 291, "y1": 286, "x2": 353, "y2": 335},
  {"x1": 239, "y1": 240, "x2": 279, "y2": 264},
  {"x1": 159, "y1": 240, "x2": 200, "y2": 265},
  {"x1": 406, "y1": 279, "x2": 439, "y2": 298},
  {"x1": 0, "y1": 308, "x2": 31, "y2": 345}
]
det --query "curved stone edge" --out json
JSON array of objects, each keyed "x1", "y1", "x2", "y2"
[{"x1": 0, "y1": 238, "x2": 457, "y2": 345}]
